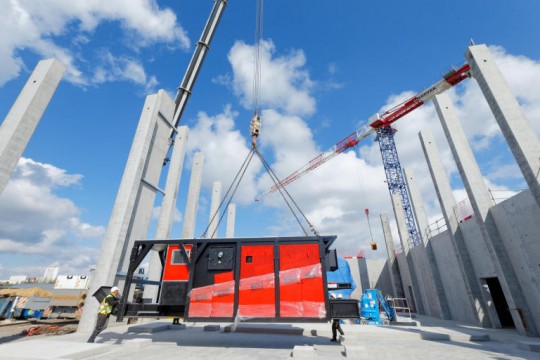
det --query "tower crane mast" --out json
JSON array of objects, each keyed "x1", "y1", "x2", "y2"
[{"x1": 260, "y1": 64, "x2": 471, "y2": 198}]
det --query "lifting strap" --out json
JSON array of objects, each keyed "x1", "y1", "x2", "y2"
[{"x1": 201, "y1": 0, "x2": 318, "y2": 237}]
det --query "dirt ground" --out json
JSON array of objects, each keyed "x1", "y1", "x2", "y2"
[{"x1": 0, "y1": 319, "x2": 77, "y2": 344}]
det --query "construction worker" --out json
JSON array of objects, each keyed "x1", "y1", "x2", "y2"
[
  {"x1": 87, "y1": 286, "x2": 121, "y2": 343},
  {"x1": 330, "y1": 293, "x2": 345, "y2": 342}
]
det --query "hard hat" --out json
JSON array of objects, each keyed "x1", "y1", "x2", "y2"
[
  {"x1": 111, "y1": 286, "x2": 119, "y2": 293},
  {"x1": 330, "y1": 293, "x2": 336, "y2": 299},
  {"x1": 337, "y1": 294, "x2": 343, "y2": 299}
]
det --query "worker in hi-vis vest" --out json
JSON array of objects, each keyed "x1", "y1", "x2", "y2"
[{"x1": 87, "y1": 286, "x2": 121, "y2": 343}]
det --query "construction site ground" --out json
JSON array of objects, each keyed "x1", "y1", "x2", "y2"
[{"x1": 0, "y1": 314, "x2": 539, "y2": 359}]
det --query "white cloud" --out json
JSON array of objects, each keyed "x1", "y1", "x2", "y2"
[
  {"x1": 0, "y1": 158, "x2": 105, "y2": 278},
  {"x1": 186, "y1": 105, "x2": 261, "y2": 205},
  {"x1": 455, "y1": 45, "x2": 540, "y2": 148},
  {"x1": 227, "y1": 40, "x2": 316, "y2": 116},
  {"x1": 92, "y1": 51, "x2": 159, "y2": 92},
  {"x1": 255, "y1": 45, "x2": 539, "y2": 256},
  {"x1": 0, "y1": 0, "x2": 189, "y2": 87},
  {"x1": 181, "y1": 43, "x2": 540, "y2": 259}
]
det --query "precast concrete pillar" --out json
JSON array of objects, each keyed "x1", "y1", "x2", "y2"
[
  {"x1": 181, "y1": 152, "x2": 204, "y2": 239},
  {"x1": 0, "y1": 59, "x2": 65, "y2": 195},
  {"x1": 207, "y1": 181, "x2": 222, "y2": 238},
  {"x1": 391, "y1": 193, "x2": 424, "y2": 314},
  {"x1": 404, "y1": 168, "x2": 449, "y2": 319},
  {"x1": 466, "y1": 44, "x2": 540, "y2": 210},
  {"x1": 357, "y1": 257, "x2": 370, "y2": 293},
  {"x1": 434, "y1": 92, "x2": 539, "y2": 335},
  {"x1": 380, "y1": 213, "x2": 404, "y2": 298},
  {"x1": 419, "y1": 130, "x2": 489, "y2": 327},
  {"x1": 345, "y1": 257, "x2": 363, "y2": 300},
  {"x1": 226, "y1": 203, "x2": 236, "y2": 238},
  {"x1": 78, "y1": 90, "x2": 175, "y2": 334},
  {"x1": 145, "y1": 126, "x2": 189, "y2": 303}
]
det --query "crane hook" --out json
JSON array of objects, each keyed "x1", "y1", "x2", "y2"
[{"x1": 250, "y1": 112, "x2": 262, "y2": 148}]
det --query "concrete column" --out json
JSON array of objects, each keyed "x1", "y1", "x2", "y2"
[
  {"x1": 0, "y1": 59, "x2": 65, "y2": 195},
  {"x1": 181, "y1": 152, "x2": 204, "y2": 239},
  {"x1": 78, "y1": 90, "x2": 175, "y2": 334},
  {"x1": 380, "y1": 213, "x2": 404, "y2": 298},
  {"x1": 404, "y1": 168, "x2": 449, "y2": 319},
  {"x1": 419, "y1": 130, "x2": 489, "y2": 326},
  {"x1": 357, "y1": 257, "x2": 370, "y2": 293},
  {"x1": 145, "y1": 126, "x2": 189, "y2": 303},
  {"x1": 434, "y1": 92, "x2": 539, "y2": 335},
  {"x1": 391, "y1": 193, "x2": 424, "y2": 314},
  {"x1": 345, "y1": 257, "x2": 363, "y2": 300},
  {"x1": 226, "y1": 203, "x2": 236, "y2": 238},
  {"x1": 466, "y1": 44, "x2": 540, "y2": 210},
  {"x1": 207, "y1": 181, "x2": 222, "y2": 238}
]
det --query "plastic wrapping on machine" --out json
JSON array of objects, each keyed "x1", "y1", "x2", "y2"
[
  {"x1": 188, "y1": 243, "x2": 329, "y2": 320},
  {"x1": 189, "y1": 279, "x2": 235, "y2": 318},
  {"x1": 238, "y1": 272, "x2": 276, "y2": 317},
  {"x1": 211, "y1": 280, "x2": 235, "y2": 317},
  {"x1": 280, "y1": 263, "x2": 325, "y2": 318}
]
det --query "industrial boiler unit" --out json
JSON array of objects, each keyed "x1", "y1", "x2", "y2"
[{"x1": 112, "y1": 235, "x2": 359, "y2": 322}]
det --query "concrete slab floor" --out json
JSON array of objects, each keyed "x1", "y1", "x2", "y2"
[{"x1": 0, "y1": 315, "x2": 538, "y2": 359}]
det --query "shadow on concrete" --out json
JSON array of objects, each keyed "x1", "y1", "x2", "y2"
[
  {"x1": 96, "y1": 324, "x2": 343, "y2": 350},
  {"x1": 367, "y1": 325, "x2": 537, "y2": 358}
]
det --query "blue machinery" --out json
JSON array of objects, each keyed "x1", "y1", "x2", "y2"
[{"x1": 360, "y1": 288, "x2": 396, "y2": 325}]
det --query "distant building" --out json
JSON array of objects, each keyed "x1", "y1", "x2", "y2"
[
  {"x1": 54, "y1": 275, "x2": 91, "y2": 289},
  {"x1": 43, "y1": 266, "x2": 59, "y2": 283},
  {"x1": 8, "y1": 275, "x2": 27, "y2": 284}
]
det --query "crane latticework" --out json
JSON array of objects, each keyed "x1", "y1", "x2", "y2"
[{"x1": 377, "y1": 126, "x2": 421, "y2": 247}]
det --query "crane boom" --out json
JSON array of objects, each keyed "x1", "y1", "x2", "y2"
[{"x1": 259, "y1": 64, "x2": 471, "y2": 198}]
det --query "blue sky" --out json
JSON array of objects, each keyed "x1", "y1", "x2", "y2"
[{"x1": 0, "y1": 0, "x2": 539, "y2": 279}]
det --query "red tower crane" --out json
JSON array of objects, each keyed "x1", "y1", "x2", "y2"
[{"x1": 258, "y1": 64, "x2": 471, "y2": 199}]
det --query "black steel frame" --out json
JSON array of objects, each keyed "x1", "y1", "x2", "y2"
[{"x1": 118, "y1": 235, "x2": 336, "y2": 323}]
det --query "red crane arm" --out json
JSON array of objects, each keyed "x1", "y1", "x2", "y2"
[{"x1": 259, "y1": 64, "x2": 471, "y2": 199}]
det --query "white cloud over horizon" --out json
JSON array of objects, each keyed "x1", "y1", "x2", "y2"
[{"x1": 0, "y1": 158, "x2": 105, "y2": 279}]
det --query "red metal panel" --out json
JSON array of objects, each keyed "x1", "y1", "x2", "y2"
[
  {"x1": 162, "y1": 245, "x2": 192, "y2": 281},
  {"x1": 238, "y1": 245, "x2": 275, "y2": 317},
  {"x1": 279, "y1": 244, "x2": 325, "y2": 318},
  {"x1": 210, "y1": 271, "x2": 234, "y2": 317}
]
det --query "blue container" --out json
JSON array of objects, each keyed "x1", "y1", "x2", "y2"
[{"x1": 22, "y1": 308, "x2": 44, "y2": 319}]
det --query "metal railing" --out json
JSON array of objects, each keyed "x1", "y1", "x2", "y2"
[{"x1": 387, "y1": 297, "x2": 412, "y2": 320}]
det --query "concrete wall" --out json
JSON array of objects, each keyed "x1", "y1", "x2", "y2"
[
  {"x1": 496, "y1": 190, "x2": 540, "y2": 286},
  {"x1": 491, "y1": 190, "x2": 540, "y2": 331},
  {"x1": 429, "y1": 231, "x2": 479, "y2": 324},
  {"x1": 410, "y1": 244, "x2": 443, "y2": 318},
  {"x1": 344, "y1": 258, "x2": 363, "y2": 300},
  {"x1": 459, "y1": 218, "x2": 497, "y2": 278},
  {"x1": 395, "y1": 254, "x2": 416, "y2": 310},
  {"x1": 354, "y1": 258, "x2": 394, "y2": 299},
  {"x1": 421, "y1": 190, "x2": 540, "y2": 329}
]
